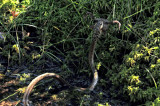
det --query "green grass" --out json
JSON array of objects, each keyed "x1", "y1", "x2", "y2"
[{"x1": 0, "y1": 0, "x2": 160, "y2": 105}]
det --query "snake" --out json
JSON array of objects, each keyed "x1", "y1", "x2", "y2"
[{"x1": 23, "y1": 17, "x2": 121, "y2": 106}]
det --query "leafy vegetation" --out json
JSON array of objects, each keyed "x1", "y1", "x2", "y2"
[{"x1": 0, "y1": 0, "x2": 160, "y2": 105}]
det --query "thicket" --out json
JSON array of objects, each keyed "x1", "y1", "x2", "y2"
[{"x1": 0, "y1": 0, "x2": 160, "y2": 105}]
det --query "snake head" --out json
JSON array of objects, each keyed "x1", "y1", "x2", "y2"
[
  {"x1": 94, "y1": 18, "x2": 111, "y2": 32},
  {"x1": 94, "y1": 18, "x2": 121, "y2": 31},
  {"x1": 92, "y1": 21, "x2": 104, "y2": 38},
  {"x1": 94, "y1": 21, "x2": 104, "y2": 32}
]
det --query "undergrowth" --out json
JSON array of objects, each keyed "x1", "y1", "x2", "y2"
[{"x1": 0, "y1": 0, "x2": 160, "y2": 105}]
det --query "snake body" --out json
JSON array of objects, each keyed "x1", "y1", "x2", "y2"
[{"x1": 23, "y1": 18, "x2": 121, "y2": 106}]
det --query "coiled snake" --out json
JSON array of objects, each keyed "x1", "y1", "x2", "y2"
[{"x1": 23, "y1": 17, "x2": 121, "y2": 106}]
